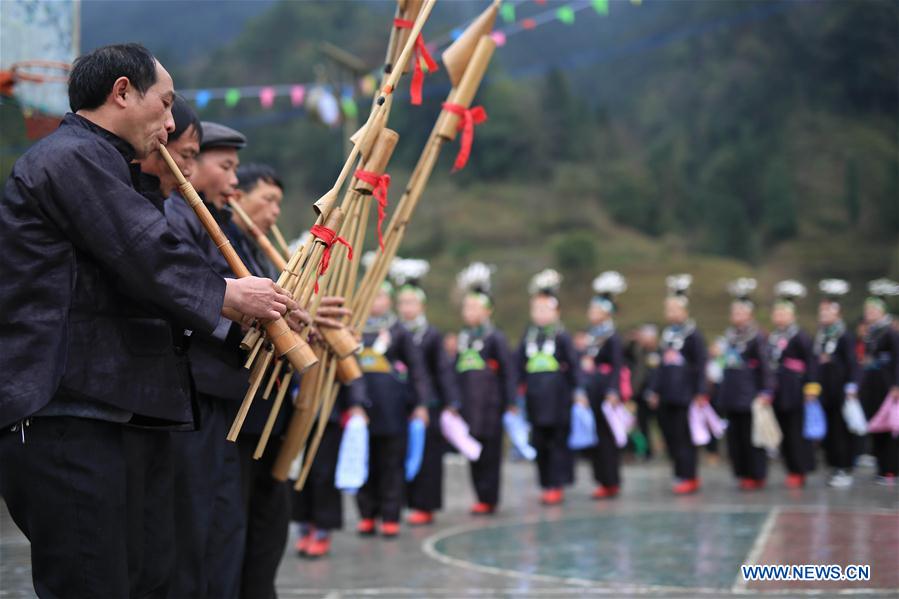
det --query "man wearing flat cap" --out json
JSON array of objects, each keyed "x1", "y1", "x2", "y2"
[{"x1": 165, "y1": 120, "x2": 311, "y2": 598}]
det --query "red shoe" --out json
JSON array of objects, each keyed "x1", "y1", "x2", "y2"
[
  {"x1": 740, "y1": 478, "x2": 765, "y2": 491},
  {"x1": 295, "y1": 531, "x2": 314, "y2": 556},
  {"x1": 305, "y1": 536, "x2": 331, "y2": 558},
  {"x1": 673, "y1": 479, "x2": 700, "y2": 495},
  {"x1": 541, "y1": 488, "x2": 565, "y2": 505},
  {"x1": 407, "y1": 510, "x2": 434, "y2": 526},
  {"x1": 357, "y1": 518, "x2": 376, "y2": 536},
  {"x1": 785, "y1": 473, "x2": 805, "y2": 489},
  {"x1": 470, "y1": 502, "x2": 495, "y2": 515},
  {"x1": 381, "y1": 521, "x2": 400, "y2": 537},
  {"x1": 591, "y1": 485, "x2": 619, "y2": 499}
]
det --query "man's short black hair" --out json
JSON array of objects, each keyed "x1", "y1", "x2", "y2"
[
  {"x1": 170, "y1": 94, "x2": 202, "y2": 144},
  {"x1": 68, "y1": 43, "x2": 158, "y2": 112},
  {"x1": 236, "y1": 164, "x2": 283, "y2": 193}
]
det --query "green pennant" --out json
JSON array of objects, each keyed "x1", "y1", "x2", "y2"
[
  {"x1": 341, "y1": 96, "x2": 358, "y2": 119},
  {"x1": 500, "y1": 3, "x2": 515, "y2": 23},
  {"x1": 556, "y1": 6, "x2": 576, "y2": 25},
  {"x1": 592, "y1": 0, "x2": 609, "y2": 16},
  {"x1": 224, "y1": 88, "x2": 241, "y2": 107}
]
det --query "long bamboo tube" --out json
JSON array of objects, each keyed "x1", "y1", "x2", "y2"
[
  {"x1": 157, "y1": 145, "x2": 318, "y2": 376},
  {"x1": 271, "y1": 346, "x2": 324, "y2": 480},
  {"x1": 226, "y1": 346, "x2": 274, "y2": 441},
  {"x1": 253, "y1": 364, "x2": 293, "y2": 459},
  {"x1": 270, "y1": 224, "x2": 291, "y2": 260},
  {"x1": 228, "y1": 199, "x2": 288, "y2": 270}
]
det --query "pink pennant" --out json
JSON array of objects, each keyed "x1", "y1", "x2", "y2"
[
  {"x1": 290, "y1": 84, "x2": 306, "y2": 107},
  {"x1": 490, "y1": 31, "x2": 507, "y2": 47},
  {"x1": 259, "y1": 86, "x2": 276, "y2": 109}
]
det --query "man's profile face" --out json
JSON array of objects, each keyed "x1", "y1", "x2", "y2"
[
  {"x1": 144, "y1": 124, "x2": 200, "y2": 197},
  {"x1": 237, "y1": 180, "x2": 283, "y2": 233},
  {"x1": 126, "y1": 61, "x2": 175, "y2": 159},
  {"x1": 192, "y1": 148, "x2": 240, "y2": 209}
]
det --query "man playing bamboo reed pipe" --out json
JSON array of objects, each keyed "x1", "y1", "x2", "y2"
[
  {"x1": 0, "y1": 43, "x2": 297, "y2": 599},
  {"x1": 232, "y1": 163, "x2": 353, "y2": 595},
  {"x1": 164, "y1": 121, "x2": 280, "y2": 598}
]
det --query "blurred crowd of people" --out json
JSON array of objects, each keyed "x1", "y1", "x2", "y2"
[{"x1": 293, "y1": 262, "x2": 898, "y2": 564}]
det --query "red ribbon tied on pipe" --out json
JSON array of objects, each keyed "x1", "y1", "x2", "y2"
[
  {"x1": 441, "y1": 102, "x2": 488, "y2": 172},
  {"x1": 354, "y1": 169, "x2": 391, "y2": 250},
  {"x1": 393, "y1": 18, "x2": 438, "y2": 105},
  {"x1": 309, "y1": 224, "x2": 353, "y2": 293}
]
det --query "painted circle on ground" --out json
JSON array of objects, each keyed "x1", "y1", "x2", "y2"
[{"x1": 427, "y1": 510, "x2": 769, "y2": 590}]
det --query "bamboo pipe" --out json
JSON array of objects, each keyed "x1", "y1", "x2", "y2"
[
  {"x1": 253, "y1": 364, "x2": 294, "y2": 459},
  {"x1": 226, "y1": 345, "x2": 274, "y2": 441},
  {"x1": 262, "y1": 359, "x2": 284, "y2": 400},
  {"x1": 240, "y1": 248, "x2": 303, "y2": 350},
  {"x1": 244, "y1": 2, "x2": 435, "y2": 399},
  {"x1": 270, "y1": 224, "x2": 291, "y2": 260},
  {"x1": 271, "y1": 346, "x2": 324, "y2": 480},
  {"x1": 295, "y1": 353, "x2": 341, "y2": 490},
  {"x1": 436, "y1": 36, "x2": 496, "y2": 140},
  {"x1": 158, "y1": 145, "x2": 318, "y2": 375},
  {"x1": 352, "y1": 39, "x2": 496, "y2": 328},
  {"x1": 228, "y1": 199, "x2": 288, "y2": 271}
]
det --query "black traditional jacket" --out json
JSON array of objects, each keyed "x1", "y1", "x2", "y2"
[{"x1": 0, "y1": 114, "x2": 224, "y2": 428}]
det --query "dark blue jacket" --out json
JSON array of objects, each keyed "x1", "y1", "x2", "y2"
[
  {"x1": 517, "y1": 327, "x2": 579, "y2": 427},
  {"x1": 814, "y1": 326, "x2": 859, "y2": 411},
  {"x1": 770, "y1": 328, "x2": 819, "y2": 411},
  {"x1": 717, "y1": 328, "x2": 773, "y2": 413},
  {"x1": 360, "y1": 321, "x2": 433, "y2": 435},
  {"x1": 0, "y1": 114, "x2": 224, "y2": 428},
  {"x1": 583, "y1": 331, "x2": 624, "y2": 407},
  {"x1": 650, "y1": 326, "x2": 707, "y2": 406},
  {"x1": 456, "y1": 327, "x2": 516, "y2": 438}
]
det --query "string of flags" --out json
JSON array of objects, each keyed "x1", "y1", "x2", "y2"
[{"x1": 177, "y1": 0, "x2": 644, "y2": 122}]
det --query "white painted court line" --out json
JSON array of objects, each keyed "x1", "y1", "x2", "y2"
[{"x1": 731, "y1": 507, "x2": 780, "y2": 592}]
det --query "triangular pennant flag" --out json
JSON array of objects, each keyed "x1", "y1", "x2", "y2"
[
  {"x1": 224, "y1": 88, "x2": 241, "y2": 107},
  {"x1": 522, "y1": 18, "x2": 537, "y2": 30},
  {"x1": 341, "y1": 96, "x2": 358, "y2": 120},
  {"x1": 556, "y1": 6, "x2": 576, "y2": 25},
  {"x1": 500, "y1": 3, "x2": 515, "y2": 23},
  {"x1": 290, "y1": 84, "x2": 306, "y2": 107},
  {"x1": 490, "y1": 31, "x2": 507, "y2": 47},
  {"x1": 259, "y1": 86, "x2": 276, "y2": 109},
  {"x1": 593, "y1": 0, "x2": 609, "y2": 15},
  {"x1": 195, "y1": 90, "x2": 211, "y2": 109}
]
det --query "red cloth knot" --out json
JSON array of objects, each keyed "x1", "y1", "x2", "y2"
[
  {"x1": 310, "y1": 224, "x2": 353, "y2": 293},
  {"x1": 441, "y1": 102, "x2": 488, "y2": 172},
  {"x1": 394, "y1": 18, "x2": 438, "y2": 106}
]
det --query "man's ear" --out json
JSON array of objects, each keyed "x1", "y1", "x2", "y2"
[{"x1": 111, "y1": 76, "x2": 131, "y2": 108}]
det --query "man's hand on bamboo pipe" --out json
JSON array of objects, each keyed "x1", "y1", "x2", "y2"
[
  {"x1": 315, "y1": 295, "x2": 352, "y2": 329},
  {"x1": 223, "y1": 277, "x2": 299, "y2": 321}
]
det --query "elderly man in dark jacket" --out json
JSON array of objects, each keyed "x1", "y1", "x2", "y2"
[{"x1": 0, "y1": 44, "x2": 293, "y2": 598}]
